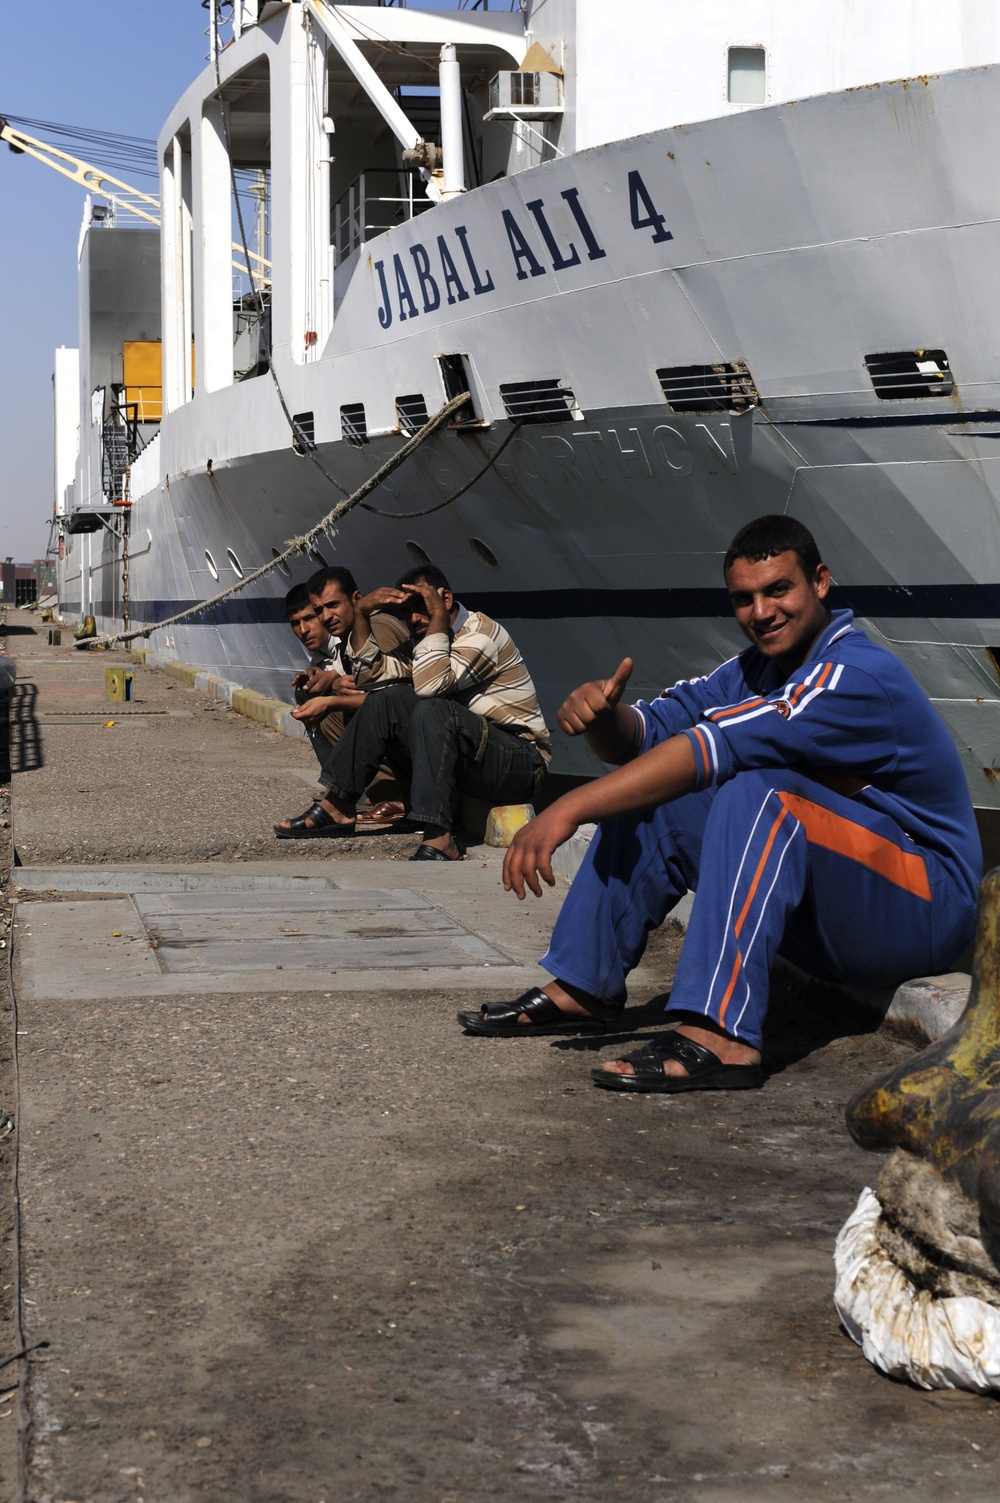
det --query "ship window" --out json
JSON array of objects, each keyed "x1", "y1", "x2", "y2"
[
  {"x1": 271, "y1": 548, "x2": 291, "y2": 578},
  {"x1": 292, "y1": 411, "x2": 315, "y2": 454},
  {"x1": 308, "y1": 547, "x2": 328, "y2": 567},
  {"x1": 227, "y1": 549, "x2": 244, "y2": 579},
  {"x1": 498, "y1": 379, "x2": 575, "y2": 424},
  {"x1": 864, "y1": 350, "x2": 954, "y2": 399},
  {"x1": 406, "y1": 541, "x2": 432, "y2": 567},
  {"x1": 469, "y1": 537, "x2": 500, "y2": 569},
  {"x1": 728, "y1": 46, "x2": 766, "y2": 105},
  {"x1": 341, "y1": 403, "x2": 368, "y2": 446},
  {"x1": 396, "y1": 394, "x2": 430, "y2": 436},
  {"x1": 205, "y1": 550, "x2": 220, "y2": 581},
  {"x1": 656, "y1": 362, "x2": 758, "y2": 412}
]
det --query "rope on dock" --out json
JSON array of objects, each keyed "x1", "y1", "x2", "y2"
[{"x1": 80, "y1": 389, "x2": 473, "y2": 650}]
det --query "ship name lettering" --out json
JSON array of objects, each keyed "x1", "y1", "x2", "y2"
[
  {"x1": 627, "y1": 170, "x2": 673, "y2": 244},
  {"x1": 373, "y1": 226, "x2": 495, "y2": 327},
  {"x1": 393, "y1": 254, "x2": 419, "y2": 321},
  {"x1": 525, "y1": 198, "x2": 581, "y2": 271},
  {"x1": 502, "y1": 208, "x2": 547, "y2": 281},
  {"x1": 470, "y1": 423, "x2": 733, "y2": 492}
]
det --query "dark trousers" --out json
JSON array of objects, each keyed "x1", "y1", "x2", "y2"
[
  {"x1": 322, "y1": 684, "x2": 545, "y2": 832},
  {"x1": 296, "y1": 685, "x2": 407, "y2": 804}
]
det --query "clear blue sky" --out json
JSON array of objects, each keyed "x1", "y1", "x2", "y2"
[
  {"x1": 0, "y1": 2, "x2": 207, "y2": 561},
  {"x1": 0, "y1": 0, "x2": 478, "y2": 564}
]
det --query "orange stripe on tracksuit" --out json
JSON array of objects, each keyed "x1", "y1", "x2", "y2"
[
  {"x1": 716, "y1": 803, "x2": 791, "y2": 1027},
  {"x1": 690, "y1": 725, "x2": 712, "y2": 781},
  {"x1": 777, "y1": 792, "x2": 931, "y2": 900},
  {"x1": 698, "y1": 780, "x2": 934, "y2": 1043}
]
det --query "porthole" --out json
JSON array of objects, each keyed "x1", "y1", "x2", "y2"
[
  {"x1": 308, "y1": 547, "x2": 328, "y2": 567},
  {"x1": 205, "y1": 550, "x2": 219, "y2": 581},
  {"x1": 227, "y1": 548, "x2": 245, "y2": 579},
  {"x1": 406, "y1": 541, "x2": 431, "y2": 566},
  {"x1": 271, "y1": 548, "x2": 291, "y2": 578},
  {"x1": 469, "y1": 536, "x2": 499, "y2": 569}
]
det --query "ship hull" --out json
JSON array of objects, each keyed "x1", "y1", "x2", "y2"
[{"x1": 60, "y1": 61, "x2": 1000, "y2": 801}]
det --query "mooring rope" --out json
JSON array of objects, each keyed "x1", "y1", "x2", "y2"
[{"x1": 82, "y1": 389, "x2": 473, "y2": 649}]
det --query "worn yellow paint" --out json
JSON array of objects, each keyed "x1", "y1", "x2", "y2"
[
  {"x1": 484, "y1": 804, "x2": 535, "y2": 849},
  {"x1": 846, "y1": 866, "x2": 1000, "y2": 1234}
]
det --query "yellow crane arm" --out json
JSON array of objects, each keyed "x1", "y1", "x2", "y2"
[{"x1": 0, "y1": 116, "x2": 271, "y2": 276}]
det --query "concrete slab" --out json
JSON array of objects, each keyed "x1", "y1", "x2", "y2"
[{"x1": 12, "y1": 860, "x2": 608, "y2": 998}]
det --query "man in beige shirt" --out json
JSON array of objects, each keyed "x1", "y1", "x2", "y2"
[{"x1": 275, "y1": 564, "x2": 550, "y2": 858}]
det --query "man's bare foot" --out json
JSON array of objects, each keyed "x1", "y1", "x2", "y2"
[
  {"x1": 418, "y1": 830, "x2": 463, "y2": 860},
  {"x1": 599, "y1": 1021, "x2": 760, "y2": 1078},
  {"x1": 274, "y1": 795, "x2": 356, "y2": 834}
]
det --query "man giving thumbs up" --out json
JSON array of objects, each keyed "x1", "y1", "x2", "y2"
[{"x1": 457, "y1": 515, "x2": 980, "y2": 1096}]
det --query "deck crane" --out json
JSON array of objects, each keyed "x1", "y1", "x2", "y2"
[{"x1": 0, "y1": 115, "x2": 271, "y2": 281}]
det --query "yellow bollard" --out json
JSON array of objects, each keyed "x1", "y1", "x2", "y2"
[
  {"x1": 105, "y1": 668, "x2": 135, "y2": 703},
  {"x1": 484, "y1": 804, "x2": 535, "y2": 849}
]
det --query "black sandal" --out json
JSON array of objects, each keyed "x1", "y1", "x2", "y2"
[
  {"x1": 274, "y1": 803, "x2": 357, "y2": 840},
  {"x1": 457, "y1": 988, "x2": 613, "y2": 1037},
  {"x1": 591, "y1": 1032, "x2": 763, "y2": 1093}
]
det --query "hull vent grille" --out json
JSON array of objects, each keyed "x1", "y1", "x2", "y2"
[
  {"x1": 340, "y1": 403, "x2": 368, "y2": 446},
  {"x1": 396, "y1": 393, "x2": 430, "y2": 435},
  {"x1": 864, "y1": 350, "x2": 953, "y2": 399},
  {"x1": 292, "y1": 411, "x2": 315, "y2": 454},
  {"x1": 499, "y1": 379, "x2": 575, "y2": 424},
  {"x1": 656, "y1": 363, "x2": 757, "y2": 412}
]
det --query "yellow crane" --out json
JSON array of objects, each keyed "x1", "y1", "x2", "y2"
[{"x1": 0, "y1": 114, "x2": 270, "y2": 281}]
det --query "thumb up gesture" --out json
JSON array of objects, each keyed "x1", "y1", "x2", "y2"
[{"x1": 557, "y1": 658, "x2": 634, "y2": 737}]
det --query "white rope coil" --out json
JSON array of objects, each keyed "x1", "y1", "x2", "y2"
[{"x1": 834, "y1": 1185, "x2": 1000, "y2": 1392}]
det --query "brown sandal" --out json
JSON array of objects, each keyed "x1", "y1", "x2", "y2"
[{"x1": 355, "y1": 801, "x2": 408, "y2": 826}]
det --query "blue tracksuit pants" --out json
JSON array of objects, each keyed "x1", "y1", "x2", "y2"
[{"x1": 541, "y1": 768, "x2": 975, "y2": 1049}]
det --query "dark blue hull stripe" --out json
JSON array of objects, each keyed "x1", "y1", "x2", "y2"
[
  {"x1": 780, "y1": 408, "x2": 1000, "y2": 429},
  {"x1": 112, "y1": 584, "x2": 1000, "y2": 627}
]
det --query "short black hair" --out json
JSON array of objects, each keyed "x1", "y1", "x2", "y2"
[
  {"x1": 396, "y1": 562, "x2": 452, "y2": 593},
  {"x1": 306, "y1": 564, "x2": 359, "y2": 599},
  {"x1": 723, "y1": 515, "x2": 822, "y2": 578},
  {"x1": 284, "y1": 583, "x2": 315, "y2": 618}
]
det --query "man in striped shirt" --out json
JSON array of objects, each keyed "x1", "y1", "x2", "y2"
[
  {"x1": 275, "y1": 564, "x2": 550, "y2": 860},
  {"x1": 458, "y1": 515, "x2": 981, "y2": 1094}
]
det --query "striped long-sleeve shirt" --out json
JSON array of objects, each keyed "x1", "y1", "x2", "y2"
[{"x1": 352, "y1": 603, "x2": 551, "y2": 760}]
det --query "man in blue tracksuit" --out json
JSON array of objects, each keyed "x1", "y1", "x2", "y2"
[{"x1": 457, "y1": 515, "x2": 981, "y2": 1093}]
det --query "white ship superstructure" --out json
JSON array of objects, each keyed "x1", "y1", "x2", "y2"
[{"x1": 53, "y1": 0, "x2": 1000, "y2": 807}]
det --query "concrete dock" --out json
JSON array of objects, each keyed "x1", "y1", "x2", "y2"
[{"x1": 1, "y1": 612, "x2": 997, "y2": 1502}]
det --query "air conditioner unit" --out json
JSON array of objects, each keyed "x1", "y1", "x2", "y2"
[{"x1": 485, "y1": 71, "x2": 564, "y2": 122}]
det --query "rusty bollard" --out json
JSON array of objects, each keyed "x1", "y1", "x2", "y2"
[
  {"x1": 836, "y1": 868, "x2": 1000, "y2": 1389},
  {"x1": 846, "y1": 865, "x2": 1000, "y2": 1236}
]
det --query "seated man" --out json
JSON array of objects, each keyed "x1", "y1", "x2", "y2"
[
  {"x1": 458, "y1": 515, "x2": 981, "y2": 1094},
  {"x1": 275, "y1": 564, "x2": 551, "y2": 860},
  {"x1": 285, "y1": 582, "x2": 343, "y2": 792},
  {"x1": 280, "y1": 568, "x2": 409, "y2": 826}
]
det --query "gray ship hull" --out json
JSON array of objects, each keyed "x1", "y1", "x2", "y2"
[{"x1": 62, "y1": 60, "x2": 1000, "y2": 800}]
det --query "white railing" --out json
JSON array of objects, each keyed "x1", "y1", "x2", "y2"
[{"x1": 332, "y1": 170, "x2": 432, "y2": 264}]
